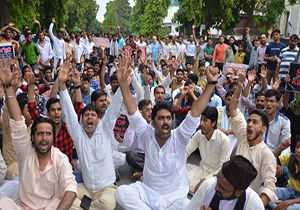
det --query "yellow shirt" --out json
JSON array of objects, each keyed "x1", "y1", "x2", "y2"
[
  {"x1": 234, "y1": 52, "x2": 246, "y2": 64},
  {"x1": 279, "y1": 153, "x2": 300, "y2": 193}
]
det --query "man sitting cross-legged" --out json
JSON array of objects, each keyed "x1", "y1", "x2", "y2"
[
  {"x1": 58, "y1": 61, "x2": 124, "y2": 210},
  {"x1": 0, "y1": 58, "x2": 77, "y2": 210},
  {"x1": 116, "y1": 56, "x2": 219, "y2": 209}
]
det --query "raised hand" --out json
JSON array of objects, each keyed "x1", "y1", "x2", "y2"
[
  {"x1": 58, "y1": 61, "x2": 71, "y2": 83},
  {"x1": 272, "y1": 78, "x2": 281, "y2": 90},
  {"x1": 52, "y1": 17, "x2": 56, "y2": 24},
  {"x1": 260, "y1": 65, "x2": 267, "y2": 79},
  {"x1": 0, "y1": 58, "x2": 13, "y2": 86},
  {"x1": 11, "y1": 67, "x2": 23, "y2": 91},
  {"x1": 238, "y1": 73, "x2": 246, "y2": 85},
  {"x1": 247, "y1": 70, "x2": 256, "y2": 83},
  {"x1": 71, "y1": 69, "x2": 81, "y2": 86},
  {"x1": 245, "y1": 27, "x2": 250, "y2": 34},
  {"x1": 24, "y1": 71, "x2": 35, "y2": 86},
  {"x1": 181, "y1": 86, "x2": 189, "y2": 96},
  {"x1": 205, "y1": 66, "x2": 219, "y2": 82},
  {"x1": 268, "y1": 28, "x2": 273, "y2": 35},
  {"x1": 117, "y1": 53, "x2": 132, "y2": 87},
  {"x1": 192, "y1": 23, "x2": 196, "y2": 30}
]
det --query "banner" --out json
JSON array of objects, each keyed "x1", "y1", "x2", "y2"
[
  {"x1": 223, "y1": 63, "x2": 249, "y2": 75},
  {"x1": 286, "y1": 63, "x2": 300, "y2": 93},
  {"x1": 113, "y1": 114, "x2": 129, "y2": 139},
  {"x1": 0, "y1": 43, "x2": 14, "y2": 58},
  {"x1": 93, "y1": 37, "x2": 110, "y2": 48}
]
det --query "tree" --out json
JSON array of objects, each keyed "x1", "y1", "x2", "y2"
[
  {"x1": 103, "y1": 0, "x2": 132, "y2": 36},
  {"x1": 175, "y1": 0, "x2": 297, "y2": 33}
]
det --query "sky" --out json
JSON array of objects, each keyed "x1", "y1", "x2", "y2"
[{"x1": 96, "y1": 0, "x2": 135, "y2": 22}]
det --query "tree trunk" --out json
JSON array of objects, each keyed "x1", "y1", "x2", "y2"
[{"x1": 0, "y1": 0, "x2": 9, "y2": 27}]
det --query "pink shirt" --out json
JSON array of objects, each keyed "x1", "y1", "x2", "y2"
[{"x1": 10, "y1": 117, "x2": 77, "y2": 209}]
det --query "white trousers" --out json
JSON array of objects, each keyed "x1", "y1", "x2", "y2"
[
  {"x1": 0, "y1": 179, "x2": 19, "y2": 200},
  {"x1": 116, "y1": 182, "x2": 190, "y2": 210}
]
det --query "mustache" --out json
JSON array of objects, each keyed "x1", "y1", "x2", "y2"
[{"x1": 162, "y1": 124, "x2": 169, "y2": 129}]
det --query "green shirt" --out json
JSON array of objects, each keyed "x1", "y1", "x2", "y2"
[
  {"x1": 203, "y1": 46, "x2": 214, "y2": 65},
  {"x1": 21, "y1": 42, "x2": 40, "y2": 65}
]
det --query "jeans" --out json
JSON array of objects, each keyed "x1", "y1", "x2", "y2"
[
  {"x1": 73, "y1": 170, "x2": 83, "y2": 183},
  {"x1": 268, "y1": 186, "x2": 300, "y2": 209}
]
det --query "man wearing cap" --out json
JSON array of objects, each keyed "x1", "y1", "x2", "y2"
[{"x1": 186, "y1": 155, "x2": 264, "y2": 210}]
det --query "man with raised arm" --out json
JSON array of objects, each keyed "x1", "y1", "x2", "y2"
[
  {"x1": 0, "y1": 58, "x2": 77, "y2": 210},
  {"x1": 228, "y1": 73, "x2": 277, "y2": 207},
  {"x1": 58, "y1": 61, "x2": 123, "y2": 209},
  {"x1": 116, "y1": 60, "x2": 219, "y2": 209}
]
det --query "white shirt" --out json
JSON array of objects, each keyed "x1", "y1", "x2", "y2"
[
  {"x1": 183, "y1": 40, "x2": 196, "y2": 57},
  {"x1": 231, "y1": 111, "x2": 277, "y2": 202},
  {"x1": 73, "y1": 42, "x2": 86, "y2": 63},
  {"x1": 186, "y1": 177, "x2": 264, "y2": 210},
  {"x1": 48, "y1": 23, "x2": 66, "y2": 60},
  {"x1": 264, "y1": 112, "x2": 291, "y2": 152},
  {"x1": 123, "y1": 126, "x2": 145, "y2": 154},
  {"x1": 178, "y1": 43, "x2": 186, "y2": 59},
  {"x1": 84, "y1": 41, "x2": 95, "y2": 59},
  {"x1": 186, "y1": 129, "x2": 231, "y2": 179},
  {"x1": 160, "y1": 42, "x2": 170, "y2": 60},
  {"x1": 127, "y1": 111, "x2": 200, "y2": 199},
  {"x1": 37, "y1": 40, "x2": 53, "y2": 69},
  {"x1": 59, "y1": 88, "x2": 123, "y2": 190}
]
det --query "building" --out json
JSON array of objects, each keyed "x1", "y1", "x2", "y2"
[
  {"x1": 163, "y1": 0, "x2": 181, "y2": 36},
  {"x1": 279, "y1": 0, "x2": 300, "y2": 37}
]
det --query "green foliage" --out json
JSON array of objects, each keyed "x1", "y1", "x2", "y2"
[
  {"x1": 175, "y1": 0, "x2": 297, "y2": 33},
  {"x1": 102, "y1": 0, "x2": 132, "y2": 36},
  {"x1": 7, "y1": 0, "x2": 98, "y2": 33},
  {"x1": 130, "y1": 0, "x2": 170, "y2": 36}
]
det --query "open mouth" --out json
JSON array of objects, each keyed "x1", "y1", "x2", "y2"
[{"x1": 39, "y1": 141, "x2": 49, "y2": 150}]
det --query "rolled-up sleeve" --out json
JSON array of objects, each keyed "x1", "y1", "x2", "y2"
[
  {"x1": 260, "y1": 150, "x2": 277, "y2": 202},
  {"x1": 58, "y1": 154, "x2": 77, "y2": 195}
]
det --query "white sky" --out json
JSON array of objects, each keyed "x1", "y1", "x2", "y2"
[{"x1": 96, "y1": 0, "x2": 135, "y2": 22}]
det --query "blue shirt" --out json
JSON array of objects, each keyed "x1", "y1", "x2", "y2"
[
  {"x1": 151, "y1": 42, "x2": 161, "y2": 62},
  {"x1": 265, "y1": 42, "x2": 286, "y2": 70},
  {"x1": 82, "y1": 87, "x2": 95, "y2": 105}
]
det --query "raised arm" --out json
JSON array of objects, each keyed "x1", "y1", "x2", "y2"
[
  {"x1": 117, "y1": 56, "x2": 137, "y2": 115},
  {"x1": 0, "y1": 58, "x2": 22, "y2": 121},
  {"x1": 190, "y1": 66, "x2": 219, "y2": 117},
  {"x1": 229, "y1": 73, "x2": 245, "y2": 118},
  {"x1": 48, "y1": 18, "x2": 56, "y2": 41}
]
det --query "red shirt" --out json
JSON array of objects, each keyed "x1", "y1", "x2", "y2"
[{"x1": 28, "y1": 101, "x2": 84, "y2": 168}]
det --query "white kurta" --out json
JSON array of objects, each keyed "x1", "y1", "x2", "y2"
[
  {"x1": 116, "y1": 111, "x2": 200, "y2": 209},
  {"x1": 186, "y1": 129, "x2": 231, "y2": 192}
]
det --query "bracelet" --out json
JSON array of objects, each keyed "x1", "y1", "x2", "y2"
[
  {"x1": 6, "y1": 95, "x2": 15, "y2": 99},
  {"x1": 3, "y1": 84, "x2": 12, "y2": 88},
  {"x1": 207, "y1": 81, "x2": 217, "y2": 85},
  {"x1": 74, "y1": 85, "x2": 81, "y2": 89}
]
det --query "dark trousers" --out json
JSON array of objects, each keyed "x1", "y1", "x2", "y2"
[
  {"x1": 215, "y1": 62, "x2": 224, "y2": 72},
  {"x1": 126, "y1": 151, "x2": 145, "y2": 171}
]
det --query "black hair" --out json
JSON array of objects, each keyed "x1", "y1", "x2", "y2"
[
  {"x1": 110, "y1": 75, "x2": 118, "y2": 82},
  {"x1": 148, "y1": 71, "x2": 155, "y2": 80},
  {"x1": 31, "y1": 117, "x2": 56, "y2": 146},
  {"x1": 229, "y1": 36, "x2": 235, "y2": 41},
  {"x1": 81, "y1": 74, "x2": 91, "y2": 82},
  {"x1": 151, "y1": 101, "x2": 172, "y2": 120},
  {"x1": 46, "y1": 97, "x2": 60, "y2": 112},
  {"x1": 91, "y1": 89, "x2": 107, "y2": 102},
  {"x1": 225, "y1": 89, "x2": 235, "y2": 99},
  {"x1": 265, "y1": 89, "x2": 281, "y2": 101},
  {"x1": 184, "y1": 79, "x2": 193, "y2": 87},
  {"x1": 176, "y1": 69, "x2": 184, "y2": 74},
  {"x1": 43, "y1": 65, "x2": 52, "y2": 73},
  {"x1": 138, "y1": 99, "x2": 152, "y2": 110},
  {"x1": 222, "y1": 155, "x2": 258, "y2": 190},
  {"x1": 81, "y1": 104, "x2": 101, "y2": 118},
  {"x1": 187, "y1": 73, "x2": 198, "y2": 84},
  {"x1": 249, "y1": 109, "x2": 269, "y2": 127},
  {"x1": 17, "y1": 92, "x2": 28, "y2": 112},
  {"x1": 202, "y1": 106, "x2": 218, "y2": 129},
  {"x1": 154, "y1": 85, "x2": 165, "y2": 94},
  {"x1": 290, "y1": 34, "x2": 299, "y2": 40},
  {"x1": 21, "y1": 65, "x2": 31, "y2": 76},
  {"x1": 272, "y1": 29, "x2": 281, "y2": 35}
]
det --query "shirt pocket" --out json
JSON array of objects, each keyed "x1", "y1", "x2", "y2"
[
  {"x1": 92, "y1": 145, "x2": 106, "y2": 163},
  {"x1": 162, "y1": 152, "x2": 178, "y2": 172}
]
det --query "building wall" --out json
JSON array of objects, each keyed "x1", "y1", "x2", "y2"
[{"x1": 279, "y1": 0, "x2": 300, "y2": 37}]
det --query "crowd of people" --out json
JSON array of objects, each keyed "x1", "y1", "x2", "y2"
[{"x1": 0, "y1": 18, "x2": 299, "y2": 210}]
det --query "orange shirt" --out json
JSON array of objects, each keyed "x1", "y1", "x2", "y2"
[{"x1": 213, "y1": 43, "x2": 228, "y2": 64}]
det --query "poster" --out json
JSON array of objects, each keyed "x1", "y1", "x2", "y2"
[
  {"x1": 0, "y1": 43, "x2": 14, "y2": 58},
  {"x1": 93, "y1": 37, "x2": 110, "y2": 48},
  {"x1": 286, "y1": 63, "x2": 300, "y2": 93},
  {"x1": 223, "y1": 63, "x2": 249, "y2": 75},
  {"x1": 113, "y1": 114, "x2": 129, "y2": 139}
]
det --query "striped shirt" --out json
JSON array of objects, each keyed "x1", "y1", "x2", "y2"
[{"x1": 278, "y1": 46, "x2": 299, "y2": 79}]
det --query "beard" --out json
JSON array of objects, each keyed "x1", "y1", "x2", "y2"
[
  {"x1": 156, "y1": 124, "x2": 171, "y2": 140},
  {"x1": 34, "y1": 140, "x2": 52, "y2": 154},
  {"x1": 215, "y1": 190, "x2": 237, "y2": 200}
]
